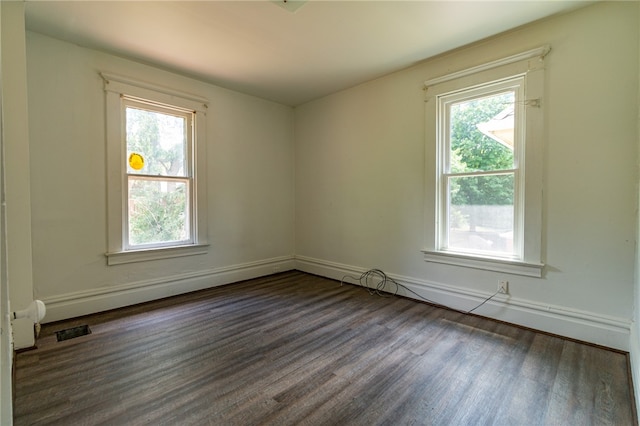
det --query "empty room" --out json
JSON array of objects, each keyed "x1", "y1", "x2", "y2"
[{"x1": 2, "y1": 0, "x2": 640, "y2": 424}]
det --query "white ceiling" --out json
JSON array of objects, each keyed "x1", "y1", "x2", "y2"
[{"x1": 24, "y1": 1, "x2": 592, "y2": 106}]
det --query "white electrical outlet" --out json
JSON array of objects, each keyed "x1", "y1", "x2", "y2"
[{"x1": 498, "y1": 280, "x2": 509, "y2": 294}]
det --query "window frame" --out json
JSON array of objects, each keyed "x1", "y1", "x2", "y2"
[
  {"x1": 437, "y1": 76, "x2": 525, "y2": 260},
  {"x1": 123, "y1": 97, "x2": 194, "y2": 250},
  {"x1": 103, "y1": 73, "x2": 209, "y2": 265},
  {"x1": 422, "y1": 47, "x2": 547, "y2": 277}
]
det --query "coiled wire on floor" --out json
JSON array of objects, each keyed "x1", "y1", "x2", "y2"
[{"x1": 340, "y1": 268, "x2": 500, "y2": 314}]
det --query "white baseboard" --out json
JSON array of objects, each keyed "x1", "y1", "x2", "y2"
[
  {"x1": 295, "y1": 255, "x2": 631, "y2": 351},
  {"x1": 40, "y1": 254, "x2": 631, "y2": 351},
  {"x1": 42, "y1": 256, "x2": 295, "y2": 323}
]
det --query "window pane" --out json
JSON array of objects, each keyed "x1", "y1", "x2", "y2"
[
  {"x1": 448, "y1": 174, "x2": 514, "y2": 255},
  {"x1": 128, "y1": 178, "x2": 190, "y2": 246},
  {"x1": 449, "y1": 92, "x2": 514, "y2": 173},
  {"x1": 126, "y1": 107, "x2": 187, "y2": 177}
]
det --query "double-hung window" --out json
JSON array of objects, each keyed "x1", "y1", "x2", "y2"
[
  {"x1": 124, "y1": 98, "x2": 193, "y2": 249},
  {"x1": 439, "y1": 78, "x2": 523, "y2": 258},
  {"x1": 104, "y1": 74, "x2": 208, "y2": 265},
  {"x1": 423, "y1": 47, "x2": 547, "y2": 277}
]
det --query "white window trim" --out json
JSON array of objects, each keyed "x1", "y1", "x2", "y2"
[
  {"x1": 437, "y1": 76, "x2": 525, "y2": 260},
  {"x1": 106, "y1": 244, "x2": 210, "y2": 266},
  {"x1": 103, "y1": 73, "x2": 209, "y2": 265},
  {"x1": 422, "y1": 47, "x2": 548, "y2": 277},
  {"x1": 422, "y1": 250, "x2": 544, "y2": 278}
]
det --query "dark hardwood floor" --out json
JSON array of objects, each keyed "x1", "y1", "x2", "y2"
[{"x1": 14, "y1": 271, "x2": 636, "y2": 425}]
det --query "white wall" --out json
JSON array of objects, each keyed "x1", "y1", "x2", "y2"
[
  {"x1": 25, "y1": 32, "x2": 295, "y2": 322},
  {"x1": 0, "y1": 3, "x2": 13, "y2": 422},
  {"x1": 631, "y1": 1, "x2": 640, "y2": 421},
  {"x1": 3, "y1": 2, "x2": 35, "y2": 352},
  {"x1": 295, "y1": 2, "x2": 639, "y2": 350}
]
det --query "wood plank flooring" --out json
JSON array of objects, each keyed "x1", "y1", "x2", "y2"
[{"x1": 14, "y1": 271, "x2": 636, "y2": 425}]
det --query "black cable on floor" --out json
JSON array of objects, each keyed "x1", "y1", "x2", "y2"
[{"x1": 340, "y1": 268, "x2": 501, "y2": 315}]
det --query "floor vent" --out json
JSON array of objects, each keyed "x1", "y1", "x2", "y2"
[{"x1": 56, "y1": 325, "x2": 91, "y2": 342}]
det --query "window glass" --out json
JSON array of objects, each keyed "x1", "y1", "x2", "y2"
[
  {"x1": 445, "y1": 90, "x2": 517, "y2": 256},
  {"x1": 125, "y1": 106, "x2": 187, "y2": 177},
  {"x1": 449, "y1": 92, "x2": 514, "y2": 173},
  {"x1": 128, "y1": 178, "x2": 190, "y2": 246},
  {"x1": 448, "y1": 174, "x2": 514, "y2": 255},
  {"x1": 438, "y1": 78, "x2": 523, "y2": 259},
  {"x1": 123, "y1": 100, "x2": 193, "y2": 249}
]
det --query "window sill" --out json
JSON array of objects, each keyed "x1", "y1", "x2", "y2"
[
  {"x1": 106, "y1": 244, "x2": 209, "y2": 266},
  {"x1": 421, "y1": 249, "x2": 544, "y2": 278}
]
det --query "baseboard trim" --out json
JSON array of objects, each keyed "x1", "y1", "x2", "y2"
[
  {"x1": 295, "y1": 255, "x2": 631, "y2": 351},
  {"x1": 40, "y1": 254, "x2": 631, "y2": 351},
  {"x1": 42, "y1": 256, "x2": 295, "y2": 323}
]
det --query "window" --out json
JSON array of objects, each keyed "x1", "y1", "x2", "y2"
[
  {"x1": 125, "y1": 99, "x2": 193, "y2": 249},
  {"x1": 103, "y1": 74, "x2": 208, "y2": 265},
  {"x1": 422, "y1": 47, "x2": 547, "y2": 277},
  {"x1": 439, "y1": 78, "x2": 523, "y2": 258}
]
